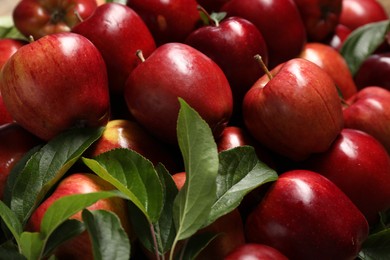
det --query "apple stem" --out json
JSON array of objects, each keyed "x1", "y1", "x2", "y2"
[
  {"x1": 74, "y1": 10, "x2": 84, "y2": 23},
  {"x1": 136, "y1": 50, "x2": 146, "y2": 62},
  {"x1": 197, "y1": 5, "x2": 218, "y2": 26},
  {"x1": 254, "y1": 54, "x2": 273, "y2": 80},
  {"x1": 28, "y1": 35, "x2": 35, "y2": 42}
]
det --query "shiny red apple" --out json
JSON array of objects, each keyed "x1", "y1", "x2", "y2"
[
  {"x1": 0, "y1": 38, "x2": 27, "y2": 70},
  {"x1": 354, "y1": 52, "x2": 390, "y2": 90},
  {"x1": 224, "y1": 243, "x2": 289, "y2": 260}
]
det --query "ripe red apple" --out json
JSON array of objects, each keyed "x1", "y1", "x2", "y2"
[
  {"x1": 12, "y1": 0, "x2": 98, "y2": 40},
  {"x1": 245, "y1": 169, "x2": 369, "y2": 260},
  {"x1": 0, "y1": 32, "x2": 110, "y2": 141},
  {"x1": 0, "y1": 94, "x2": 13, "y2": 126},
  {"x1": 185, "y1": 16, "x2": 268, "y2": 122},
  {"x1": 242, "y1": 58, "x2": 344, "y2": 161},
  {"x1": 72, "y1": 3, "x2": 156, "y2": 94},
  {"x1": 354, "y1": 52, "x2": 390, "y2": 90},
  {"x1": 326, "y1": 23, "x2": 352, "y2": 51},
  {"x1": 0, "y1": 38, "x2": 27, "y2": 70},
  {"x1": 343, "y1": 86, "x2": 390, "y2": 154},
  {"x1": 124, "y1": 43, "x2": 233, "y2": 145},
  {"x1": 224, "y1": 243, "x2": 288, "y2": 260},
  {"x1": 339, "y1": 0, "x2": 389, "y2": 31},
  {"x1": 27, "y1": 172, "x2": 132, "y2": 260},
  {"x1": 292, "y1": 0, "x2": 342, "y2": 42},
  {"x1": 299, "y1": 42, "x2": 358, "y2": 99},
  {"x1": 0, "y1": 123, "x2": 42, "y2": 200},
  {"x1": 220, "y1": 0, "x2": 307, "y2": 68},
  {"x1": 126, "y1": 0, "x2": 200, "y2": 46},
  {"x1": 301, "y1": 128, "x2": 390, "y2": 224}
]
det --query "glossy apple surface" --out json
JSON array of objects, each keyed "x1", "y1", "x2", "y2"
[
  {"x1": 242, "y1": 58, "x2": 344, "y2": 161},
  {"x1": 245, "y1": 169, "x2": 369, "y2": 260},
  {"x1": 0, "y1": 32, "x2": 110, "y2": 141},
  {"x1": 124, "y1": 42, "x2": 233, "y2": 145},
  {"x1": 354, "y1": 52, "x2": 390, "y2": 90},
  {"x1": 225, "y1": 243, "x2": 288, "y2": 260},
  {"x1": 299, "y1": 42, "x2": 357, "y2": 99},
  {"x1": 72, "y1": 3, "x2": 156, "y2": 94},
  {"x1": 12, "y1": 0, "x2": 98, "y2": 40},
  {"x1": 221, "y1": 0, "x2": 307, "y2": 68}
]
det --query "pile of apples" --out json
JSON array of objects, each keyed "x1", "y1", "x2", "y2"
[{"x1": 1, "y1": 0, "x2": 390, "y2": 259}]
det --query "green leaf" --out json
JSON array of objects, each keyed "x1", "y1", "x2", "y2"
[
  {"x1": 340, "y1": 20, "x2": 390, "y2": 75},
  {"x1": 0, "y1": 200, "x2": 23, "y2": 246},
  {"x1": 173, "y1": 98, "x2": 219, "y2": 241},
  {"x1": 210, "y1": 12, "x2": 227, "y2": 26},
  {"x1": 359, "y1": 228, "x2": 390, "y2": 260},
  {"x1": 206, "y1": 146, "x2": 278, "y2": 226},
  {"x1": 19, "y1": 232, "x2": 44, "y2": 260},
  {"x1": 82, "y1": 148, "x2": 164, "y2": 223},
  {"x1": 82, "y1": 209, "x2": 130, "y2": 260},
  {"x1": 10, "y1": 127, "x2": 104, "y2": 225},
  {"x1": 0, "y1": 240, "x2": 26, "y2": 260},
  {"x1": 175, "y1": 232, "x2": 218, "y2": 260}
]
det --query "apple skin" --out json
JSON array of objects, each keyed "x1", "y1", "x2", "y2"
[
  {"x1": 72, "y1": 3, "x2": 156, "y2": 94},
  {"x1": 0, "y1": 38, "x2": 27, "y2": 70},
  {"x1": 0, "y1": 32, "x2": 110, "y2": 141},
  {"x1": 185, "y1": 16, "x2": 268, "y2": 123},
  {"x1": 220, "y1": 0, "x2": 307, "y2": 69},
  {"x1": 224, "y1": 243, "x2": 289, "y2": 260},
  {"x1": 27, "y1": 172, "x2": 132, "y2": 260},
  {"x1": 124, "y1": 42, "x2": 233, "y2": 145},
  {"x1": 299, "y1": 42, "x2": 358, "y2": 99},
  {"x1": 12, "y1": 0, "x2": 98, "y2": 40},
  {"x1": 245, "y1": 170, "x2": 369, "y2": 260},
  {"x1": 354, "y1": 52, "x2": 390, "y2": 91},
  {"x1": 242, "y1": 58, "x2": 344, "y2": 161},
  {"x1": 0, "y1": 94, "x2": 13, "y2": 126},
  {"x1": 0, "y1": 123, "x2": 42, "y2": 200},
  {"x1": 292, "y1": 0, "x2": 342, "y2": 42},
  {"x1": 126, "y1": 0, "x2": 200, "y2": 46},
  {"x1": 339, "y1": 0, "x2": 389, "y2": 31},
  {"x1": 343, "y1": 86, "x2": 390, "y2": 155}
]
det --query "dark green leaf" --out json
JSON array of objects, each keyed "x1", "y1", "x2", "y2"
[
  {"x1": 19, "y1": 232, "x2": 44, "y2": 260},
  {"x1": 174, "y1": 232, "x2": 218, "y2": 260},
  {"x1": 173, "y1": 98, "x2": 219, "y2": 241},
  {"x1": 82, "y1": 148, "x2": 164, "y2": 223},
  {"x1": 10, "y1": 127, "x2": 104, "y2": 225},
  {"x1": 83, "y1": 209, "x2": 130, "y2": 260},
  {"x1": 0, "y1": 200, "x2": 23, "y2": 246},
  {"x1": 359, "y1": 228, "x2": 390, "y2": 260},
  {"x1": 0, "y1": 241, "x2": 26, "y2": 260},
  {"x1": 206, "y1": 146, "x2": 278, "y2": 226},
  {"x1": 340, "y1": 20, "x2": 390, "y2": 75}
]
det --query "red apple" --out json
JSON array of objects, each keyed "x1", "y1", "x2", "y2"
[
  {"x1": 326, "y1": 23, "x2": 352, "y2": 51},
  {"x1": 72, "y1": 3, "x2": 156, "y2": 94},
  {"x1": 0, "y1": 32, "x2": 110, "y2": 141},
  {"x1": 0, "y1": 123, "x2": 42, "y2": 200},
  {"x1": 245, "y1": 169, "x2": 369, "y2": 260},
  {"x1": 354, "y1": 52, "x2": 390, "y2": 90},
  {"x1": 185, "y1": 16, "x2": 268, "y2": 123},
  {"x1": 0, "y1": 93, "x2": 13, "y2": 126},
  {"x1": 292, "y1": 0, "x2": 342, "y2": 42},
  {"x1": 339, "y1": 0, "x2": 389, "y2": 31},
  {"x1": 220, "y1": 0, "x2": 307, "y2": 68},
  {"x1": 196, "y1": 0, "x2": 230, "y2": 12},
  {"x1": 343, "y1": 86, "x2": 390, "y2": 154},
  {"x1": 0, "y1": 38, "x2": 27, "y2": 70},
  {"x1": 12, "y1": 0, "x2": 98, "y2": 40},
  {"x1": 224, "y1": 243, "x2": 289, "y2": 260},
  {"x1": 242, "y1": 58, "x2": 344, "y2": 161},
  {"x1": 126, "y1": 0, "x2": 200, "y2": 46},
  {"x1": 124, "y1": 42, "x2": 233, "y2": 145},
  {"x1": 27, "y1": 172, "x2": 132, "y2": 260},
  {"x1": 299, "y1": 42, "x2": 358, "y2": 99}
]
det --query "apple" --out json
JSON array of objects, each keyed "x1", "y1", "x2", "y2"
[
  {"x1": 0, "y1": 32, "x2": 111, "y2": 141},
  {"x1": 27, "y1": 172, "x2": 132, "y2": 260},
  {"x1": 185, "y1": 15, "x2": 268, "y2": 123},
  {"x1": 292, "y1": 0, "x2": 342, "y2": 42},
  {"x1": 354, "y1": 52, "x2": 390, "y2": 90},
  {"x1": 0, "y1": 123, "x2": 42, "y2": 200},
  {"x1": 220, "y1": 0, "x2": 307, "y2": 69},
  {"x1": 0, "y1": 94, "x2": 13, "y2": 126},
  {"x1": 196, "y1": 0, "x2": 230, "y2": 12},
  {"x1": 339, "y1": 0, "x2": 389, "y2": 31},
  {"x1": 245, "y1": 169, "x2": 369, "y2": 260},
  {"x1": 0, "y1": 38, "x2": 27, "y2": 70},
  {"x1": 224, "y1": 243, "x2": 288, "y2": 260},
  {"x1": 126, "y1": 0, "x2": 200, "y2": 46},
  {"x1": 242, "y1": 57, "x2": 344, "y2": 161},
  {"x1": 124, "y1": 42, "x2": 233, "y2": 145},
  {"x1": 72, "y1": 3, "x2": 156, "y2": 95},
  {"x1": 12, "y1": 0, "x2": 98, "y2": 40},
  {"x1": 325, "y1": 24, "x2": 352, "y2": 51},
  {"x1": 299, "y1": 42, "x2": 358, "y2": 99},
  {"x1": 343, "y1": 86, "x2": 390, "y2": 154}
]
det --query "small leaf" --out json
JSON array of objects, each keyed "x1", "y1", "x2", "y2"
[
  {"x1": 359, "y1": 228, "x2": 390, "y2": 260},
  {"x1": 210, "y1": 12, "x2": 227, "y2": 26},
  {"x1": 19, "y1": 232, "x2": 44, "y2": 260},
  {"x1": 10, "y1": 127, "x2": 104, "y2": 225},
  {"x1": 0, "y1": 200, "x2": 23, "y2": 246},
  {"x1": 175, "y1": 232, "x2": 218, "y2": 260},
  {"x1": 83, "y1": 209, "x2": 130, "y2": 260},
  {"x1": 82, "y1": 148, "x2": 164, "y2": 223},
  {"x1": 173, "y1": 98, "x2": 219, "y2": 241},
  {"x1": 340, "y1": 20, "x2": 390, "y2": 75}
]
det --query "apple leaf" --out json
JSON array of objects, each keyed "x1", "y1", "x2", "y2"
[
  {"x1": 82, "y1": 148, "x2": 164, "y2": 223},
  {"x1": 0, "y1": 241, "x2": 25, "y2": 260},
  {"x1": 358, "y1": 228, "x2": 390, "y2": 260},
  {"x1": 0, "y1": 200, "x2": 23, "y2": 247},
  {"x1": 340, "y1": 20, "x2": 390, "y2": 76},
  {"x1": 9, "y1": 127, "x2": 104, "y2": 225},
  {"x1": 205, "y1": 146, "x2": 278, "y2": 226},
  {"x1": 82, "y1": 209, "x2": 130, "y2": 260},
  {"x1": 172, "y1": 98, "x2": 219, "y2": 242},
  {"x1": 174, "y1": 232, "x2": 218, "y2": 260},
  {"x1": 19, "y1": 232, "x2": 44, "y2": 260}
]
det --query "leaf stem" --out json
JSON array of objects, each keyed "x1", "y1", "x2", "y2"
[{"x1": 150, "y1": 223, "x2": 161, "y2": 260}]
